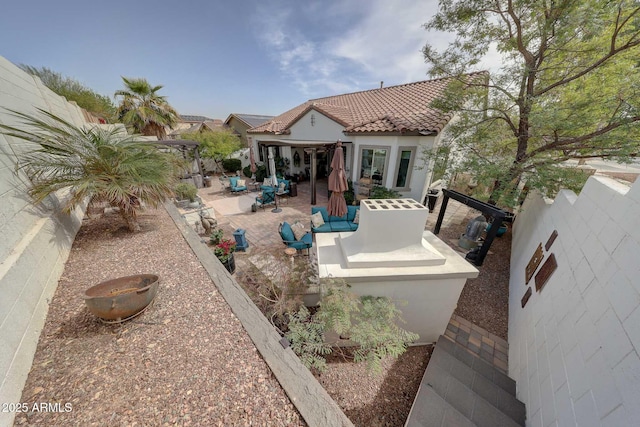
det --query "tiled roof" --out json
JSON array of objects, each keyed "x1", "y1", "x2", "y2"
[
  {"x1": 248, "y1": 73, "x2": 486, "y2": 135},
  {"x1": 227, "y1": 114, "x2": 275, "y2": 128}
]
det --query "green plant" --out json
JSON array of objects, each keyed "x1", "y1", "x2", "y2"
[
  {"x1": 214, "y1": 238, "x2": 236, "y2": 262},
  {"x1": 242, "y1": 165, "x2": 252, "y2": 178},
  {"x1": 0, "y1": 108, "x2": 180, "y2": 232},
  {"x1": 174, "y1": 182, "x2": 198, "y2": 202},
  {"x1": 115, "y1": 77, "x2": 179, "y2": 139},
  {"x1": 222, "y1": 158, "x2": 242, "y2": 173},
  {"x1": 369, "y1": 186, "x2": 401, "y2": 199},
  {"x1": 286, "y1": 306, "x2": 332, "y2": 373},
  {"x1": 344, "y1": 179, "x2": 355, "y2": 205},
  {"x1": 285, "y1": 279, "x2": 418, "y2": 374},
  {"x1": 209, "y1": 228, "x2": 224, "y2": 245},
  {"x1": 255, "y1": 164, "x2": 268, "y2": 182}
]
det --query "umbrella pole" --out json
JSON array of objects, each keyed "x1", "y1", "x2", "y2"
[{"x1": 309, "y1": 148, "x2": 317, "y2": 205}]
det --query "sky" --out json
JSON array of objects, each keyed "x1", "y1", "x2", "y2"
[{"x1": 0, "y1": 0, "x2": 471, "y2": 120}]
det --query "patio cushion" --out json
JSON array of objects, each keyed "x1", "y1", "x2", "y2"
[
  {"x1": 312, "y1": 223, "x2": 332, "y2": 233},
  {"x1": 330, "y1": 221, "x2": 352, "y2": 232},
  {"x1": 311, "y1": 207, "x2": 329, "y2": 223},
  {"x1": 349, "y1": 222, "x2": 359, "y2": 231},
  {"x1": 229, "y1": 177, "x2": 239, "y2": 186},
  {"x1": 347, "y1": 206, "x2": 359, "y2": 222},
  {"x1": 311, "y1": 212, "x2": 325, "y2": 228},
  {"x1": 353, "y1": 210, "x2": 360, "y2": 224},
  {"x1": 280, "y1": 222, "x2": 295, "y2": 242},
  {"x1": 328, "y1": 212, "x2": 348, "y2": 222},
  {"x1": 293, "y1": 227, "x2": 307, "y2": 241},
  {"x1": 237, "y1": 179, "x2": 245, "y2": 187}
]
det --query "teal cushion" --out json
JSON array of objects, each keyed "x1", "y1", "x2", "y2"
[
  {"x1": 349, "y1": 222, "x2": 359, "y2": 231},
  {"x1": 329, "y1": 213, "x2": 348, "y2": 222},
  {"x1": 280, "y1": 222, "x2": 295, "y2": 242},
  {"x1": 347, "y1": 206, "x2": 358, "y2": 221},
  {"x1": 311, "y1": 207, "x2": 329, "y2": 222},
  {"x1": 229, "y1": 177, "x2": 238, "y2": 186},
  {"x1": 312, "y1": 223, "x2": 332, "y2": 233},
  {"x1": 330, "y1": 221, "x2": 352, "y2": 232}
]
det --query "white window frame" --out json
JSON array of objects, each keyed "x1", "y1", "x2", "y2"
[
  {"x1": 357, "y1": 145, "x2": 391, "y2": 185},
  {"x1": 392, "y1": 146, "x2": 417, "y2": 191}
]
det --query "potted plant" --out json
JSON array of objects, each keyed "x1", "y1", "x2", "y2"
[
  {"x1": 214, "y1": 238, "x2": 237, "y2": 274},
  {"x1": 209, "y1": 228, "x2": 224, "y2": 245},
  {"x1": 174, "y1": 182, "x2": 199, "y2": 208}
]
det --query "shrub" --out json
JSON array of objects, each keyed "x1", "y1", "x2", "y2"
[
  {"x1": 255, "y1": 164, "x2": 268, "y2": 182},
  {"x1": 243, "y1": 165, "x2": 252, "y2": 178},
  {"x1": 174, "y1": 182, "x2": 198, "y2": 202},
  {"x1": 222, "y1": 158, "x2": 241, "y2": 173},
  {"x1": 209, "y1": 228, "x2": 224, "y2": 245},
  {"x1": 370, "y1": 186, "x2": 402, "y2": 199}
]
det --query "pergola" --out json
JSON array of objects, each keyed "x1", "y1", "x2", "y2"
[
  {"x1": 433, "y1": 189, "x2": 508, "y2": 266},
  {"x1": 154, "y1": 140, "x2": 205, "y2": 187}
]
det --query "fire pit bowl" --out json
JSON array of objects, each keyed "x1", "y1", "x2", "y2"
[{"x1": 83, "y1": 274, "x2": 159, "y2": 321}]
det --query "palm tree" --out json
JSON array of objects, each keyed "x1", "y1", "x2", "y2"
[
  {"x1": 0, "y1": 109, "x2": 181, "y2": 232},
  {"x1": 115, "y1": 77, "x2": 179, "y2": 139}
]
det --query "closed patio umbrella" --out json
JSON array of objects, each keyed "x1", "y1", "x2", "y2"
[
  {"x1": 268, "y1": 147, "x2": 278, "y2": 186},
  {"x1": 327, "y1": 140, "x2": 348, "y2": 217},
  {"x1": 249, "y1": 146, "x2": 257, "y2": 178}
]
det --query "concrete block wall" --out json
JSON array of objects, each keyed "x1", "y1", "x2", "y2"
[
  {"x1": 0, "y1": 56, "x2": 90, "y2": 425},
  {"x1": 508, "y1": 176, "x2": 640, "y2": 426}
]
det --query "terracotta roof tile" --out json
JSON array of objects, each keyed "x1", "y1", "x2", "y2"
[{"x1": 249, "y1": 73, "x2": 485, "y2": 135}]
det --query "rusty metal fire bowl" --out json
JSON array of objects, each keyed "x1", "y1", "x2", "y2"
[{"x1": 84, "y1": 274, "x2": 159, "y2": 322}]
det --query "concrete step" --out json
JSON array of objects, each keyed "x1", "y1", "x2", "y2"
[
  {"x1": 405, "y1": 383, "x2": 475, "y2": 427},
  {"x1": 424, "y1": 360, "x2": 524, "y2": 427},
  {"x1": 436, "y1": 335, "x2": 516, "y2": 396}
]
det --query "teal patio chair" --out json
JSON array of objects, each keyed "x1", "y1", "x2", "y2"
[
  {"x1": 279, "y1": 222, "x2": 312, "y2": 255},
  {"x1": 229, "y1": 176, "x2": 248, "y2": 193},
  {"x1": 255, "y1": 188, "x2": 275, "y2": 209}
]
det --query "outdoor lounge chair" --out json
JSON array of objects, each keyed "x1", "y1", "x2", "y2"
[
  {"x1": 229, "y1": 176, "x2": 248, "y2": 193},
  {"x1": 255, "y1": 188, "x2": 275, "y2": 209},
  {"x1": 279, "y1": 222, "x2": 312, "y2": 255}
]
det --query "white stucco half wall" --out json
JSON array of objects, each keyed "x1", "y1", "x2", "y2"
[
  {"x1": 0, "y1": 56, "x2": 91, "y2": 427},
  {"x1": 508, "y1": 176, "x2": 640, "y2": 426}
]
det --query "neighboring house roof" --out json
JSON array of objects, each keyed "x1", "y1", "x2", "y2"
[
  {"x1": 180, "y1": 114, "x2": 214, "y2": 122},
  {"x1": 248, "y1": 73, "x2": 486, "y2": 136},
  {"x1": 225, "y1": 113, "x2": 275, "y2": 128},
  {"x1": 168, "y1": 119, "x2": 227, "y2": 137}
]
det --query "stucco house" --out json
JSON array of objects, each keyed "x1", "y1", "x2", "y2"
[
  {"x1": 224, "y1": 113, "x2": 274, "y2": 147},
  {"x1": 247, "y1": 75, "x2": 484, "y2": 204}
]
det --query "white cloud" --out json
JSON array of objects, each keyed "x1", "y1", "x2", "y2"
[{"x1": 252, "y1": 0, "x2": 460, "y2": 97}]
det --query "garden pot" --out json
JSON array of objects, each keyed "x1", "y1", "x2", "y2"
[
  {"x1": 83, "y1": 274, "x2": 159, "y2": 321},
  {"x1": 221, "y1": 253, "x2": 236, "y2": 274}
]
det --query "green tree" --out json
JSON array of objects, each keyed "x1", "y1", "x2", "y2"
[
  {"x1": 115, "y1": 77, "x2": 179, "y2": 139},
  {"x1": 183, "y1": 129, "x2": 241, "y2": 173},
  {"x1": 19, "y1": 65, "x2": 116, "y2": 122},
  {"x1": 424, "y1": 0, "x2": 640, "y2": 205},
  {"x1": 0, "y1": 109, "x2": 181, "y2": 232}
]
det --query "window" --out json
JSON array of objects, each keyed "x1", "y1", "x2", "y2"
[
  {"x1": 359, "y1": 147, "x2": 389, "y2": 185},
  {"x1": 393, "y1": 147, "x2": 416, "y2": 190}
]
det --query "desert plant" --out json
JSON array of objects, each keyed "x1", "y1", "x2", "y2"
[
  {"x1": 115, "y1": 77, "x2": 178, "y2": 139},
  {"x1": 173, "y1": 182, "x2": 198, "y2": 202},
  {"x1": 0, "y1": 109, "x2": 179, "y2": 232},
  {"x1": 209, "y1": 228, "x2": 224, "y2": 245},
  {"x1": 222, "y1": 158, "x2": 241, "y2": 173},
  {"x1": 286, "y1": 306, "x2": 332, "y2": 373}
]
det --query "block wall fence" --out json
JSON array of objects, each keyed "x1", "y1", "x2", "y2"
[
  {"x1": 0, "y1": 56, "x2": 91, "y2": 426},
  {"x1": 509, "y1": 175, "x2": 640, "y2": 426}
]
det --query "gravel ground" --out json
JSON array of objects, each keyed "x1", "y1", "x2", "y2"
[
  {"x1": 14, "y1": 208, "x2": 304, "y2": 426},
  {"x1": 437, "y1": 210, "x2": 512, "y2": 341},
  {"x1": 14, "y1": 202, "x2": 511, "y2": 427}
]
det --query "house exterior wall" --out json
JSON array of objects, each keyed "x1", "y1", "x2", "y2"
[
  {"x1": 351, "y1": 134, "x2": 438, "y2": 202},
  {"x1": 0, "y1": 55, "x2": 88, "y2": 424},
  {"x1": 508, "y1": 175, "x2": 640, "y2": 427},
  {"x1": 227, "y1": 116, "x2": 250, "y2": 146}
]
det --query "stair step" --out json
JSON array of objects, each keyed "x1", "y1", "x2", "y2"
[
  {"x1": 405, "y1": 383, "x2": 475, "y2": 427},
  {"x1": 436, "y1": 335, "x2": 516, "y2": 396},
  {"x1": 424, "y1": 362, "x2": 525, "y2": 427}
]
